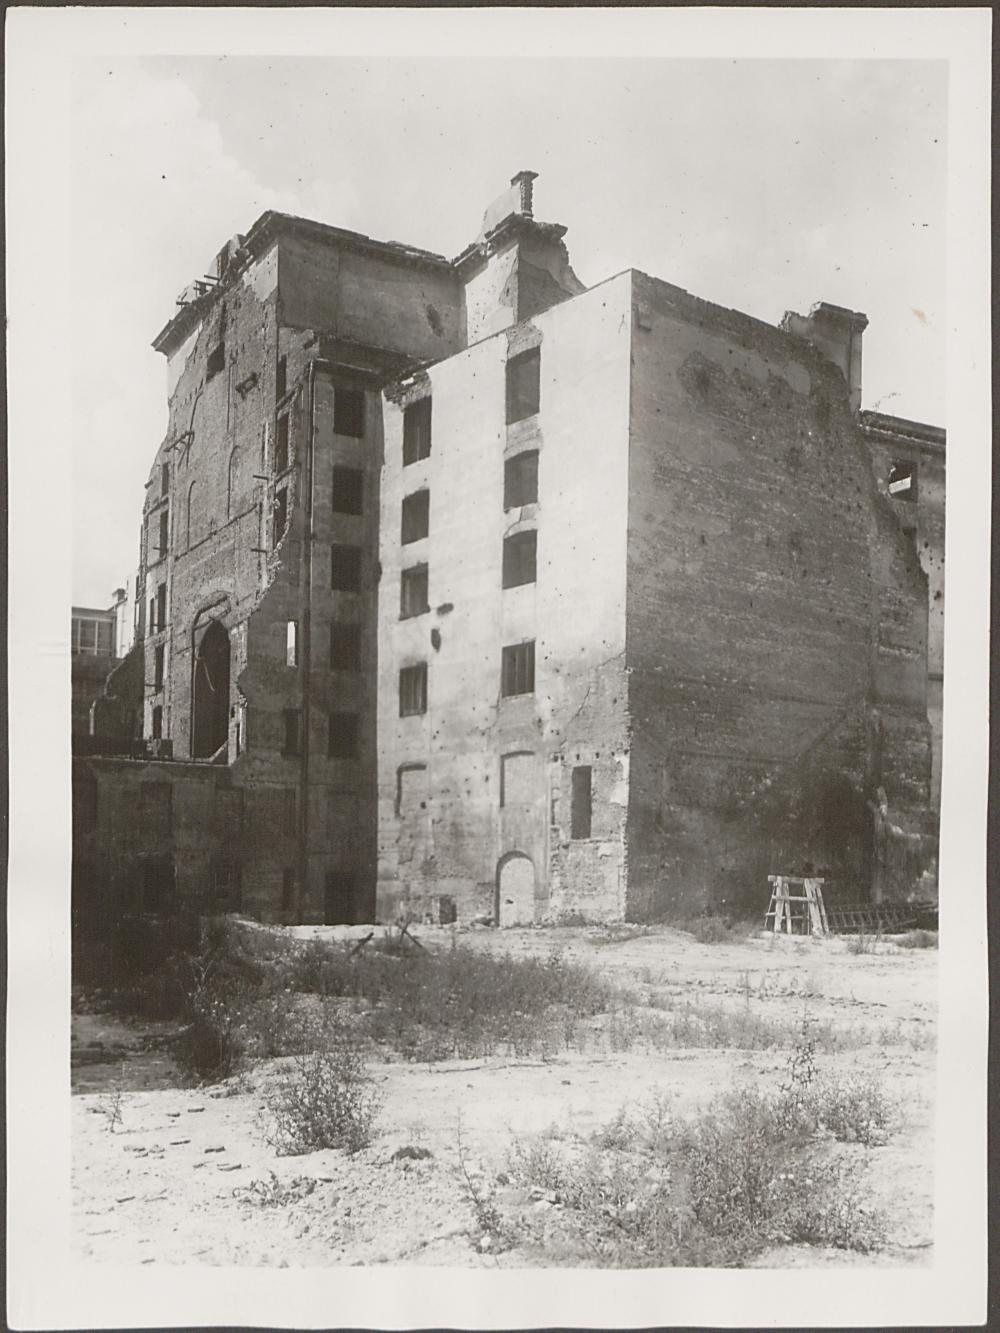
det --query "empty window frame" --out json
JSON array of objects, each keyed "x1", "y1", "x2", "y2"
[
  {"x1": 153, "y1": 644, "x2": 164, "y2": 691},
  {"x1": 334, "y1": 387, "x2": 365, "y2": 438},
  {"x1": 286, "y1": 620, "x2": 299, "y2": 667},
  {"x1": 151, "y1": 704, "x2": 163, "y2": 740},
  {"x1": 160, "y1": 462, "x2": 169, "y2": 496},
  {"x1": 403, "y1": 397, "x2": 432, "y2": 464},
  {"x1": 330, "y1": 544, "x2": 362, "y2": 592},
  {"x1": 504, "y1": 449, "x2": 539, "y2": 509},
  {"x1": 275, "y1": 355, "x2": 287, "y2": 402},
  {"x1": 400, "y1": 564, "x2": 429, "y2": 619},
  {"x1": 887, "y1": 460, "x2": 917, "y2": 501},
  {"x1": 330, "y1": 621, "x2": 361, "y2": 672},
  {"x1": 283, "y1": 708, "x2": 301, "y2": 756},
  {"x1": 332, "y1": 466, "x2": 364, "y2": 515},
  {"x1": 272, "y1": 488, "x2": 289, "y2": 545},
  {"x1": 501, "y1": 640, "x2": 535, "y2": 697},
  {"x1": 328, "y1": 711, "x2": 359, "y2": 759},
  {"x1": 502, "y1": 530, "x2": 537, "y2": 588},
  {"x1": 506, "y1": 347, "x2": 540, "y2": 424},
  {"x1": 149, "y1": 597, "x2": 156, "y2": 635},
  {"x1": 158, "y1": 509, "x2": 169, "y2": 559},
  {"x1": 401, "y1": 489, "x2": 430, "y2": 544},
  {"x1": 274, "y1": 414, "x2": 290, "y2": 474},
  {"x1": 399, "y1": 662, "x2": 428, "y2": 716},
  {"x1": 206, "y1": 343, "x2": 225, "y2": 381},
  {"x1": 571, "y1": 765, "x2": 593, "y2": 839},
  {"x1": 156, "y1": 584, "x2": 167, "y2": 634}
]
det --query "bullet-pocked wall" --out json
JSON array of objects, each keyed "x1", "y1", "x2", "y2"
[
  {"x1": 376, "y1": 274, "x2": 633, "y2": 925},
  {"x1": 623, "y1": 272, "x2": 935, "y2": 918}
]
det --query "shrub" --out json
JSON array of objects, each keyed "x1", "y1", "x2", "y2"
[
  {"x1": 675, "y1": 914, "x2": 752, "y2": 946},
  {"x1": 263, "y1": 1043, "x2": 382, "y2": 1156},
  {"x1": 896, "y1": 929, "x2": 938, "y2": 950}
]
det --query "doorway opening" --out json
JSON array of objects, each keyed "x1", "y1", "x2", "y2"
[{"x1": 192, "y1": 618, "x2": 230, "y2": 759}]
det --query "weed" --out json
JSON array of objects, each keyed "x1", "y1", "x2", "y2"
[
  {"x1": 896, "y1": 929, "x2": 938, "y2": 950},
  {"x1": 233, "y1": 1171, "x2": 317, "y2": 1208},
  {"x1": 97, "y1": 1065, "x2": 126, "y2": 1132},
  {"x1": 456, "y1": 1113, "x2": 507, "y2": 1251},
  {"x1": 676, "y1": 915, "x2": 753, "y2": 946},
  {"x1": 847, "y1": 928, "x2": 882, "y2": 956},
  {"x1": 262, "y1": 1043, "x2": 382, "y2": 1156},
  {"x1": 391, "y1": 1144, "x2": 433, "y2": 1162}
]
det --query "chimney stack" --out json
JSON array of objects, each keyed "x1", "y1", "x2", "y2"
[{"x1": 781, "y1": 302, "x2": 868, "y2": 413}]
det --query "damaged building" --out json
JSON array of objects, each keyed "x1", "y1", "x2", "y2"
[{"x1": 72, "y1": 173, "x2": 944, "y2": 927}]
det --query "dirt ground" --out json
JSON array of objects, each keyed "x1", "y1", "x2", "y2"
[{"x1": 72, "y1": 924, "x2": 936, "y2": 1269}]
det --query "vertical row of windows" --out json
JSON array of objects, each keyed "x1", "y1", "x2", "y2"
[{"x1": 281, "y1": 707, "x2": 360, "y2": 759}]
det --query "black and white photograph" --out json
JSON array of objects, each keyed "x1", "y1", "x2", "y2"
[{"x1": 7, "y1": 7, "x2": 990, "y2": 1329}]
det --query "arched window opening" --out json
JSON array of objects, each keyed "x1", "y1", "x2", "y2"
[
  {"x1": 227, "y1": 449, "x2": 239, "y2": 518},
  {"x1": 192, "y1": 618, "x2": 230, "y2": 759},
  {"x1": 186, "y1": 480, "x2": 199, "y2": 548}
]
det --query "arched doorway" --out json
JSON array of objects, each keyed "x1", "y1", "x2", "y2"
[
  {"x1": 496, "y1": 853, "x2": 535, "y2": 927},
  {"x1": 192, "y1": 619, "x2": 230, "y2": 759}
]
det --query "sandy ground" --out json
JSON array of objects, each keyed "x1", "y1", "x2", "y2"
[{"x1": 72, "y1": 925, "x2": 936, "y2": 1269}]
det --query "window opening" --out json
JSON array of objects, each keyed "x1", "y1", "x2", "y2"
[
  {"x1": 156, "y1": 584, "x2": 167, "y2": 634},
  {"x1": 153, "y1": 644, "x2": 164, "y2": 691},
  {"x1": 501, "y1": 640, "x2": 535, "y2": 697},
  {"x1": 571, "y1": 765, "x2": 593, "y2": 839},
  {"x1": 192, "y1": 619, "x2": 230, "y2": 759},
  {"x1": 403, "y1": 397, "x2": 432, "y2": 464},
  {"x1": 332, "y1": 466, "x2": 364, "y2": 515},
  {"x1": 158, "y1": 509, "x2": 169, "y2": 558},
  {"x1": 334, "y1": 387, "x2": 365, "y2": 438},
  {"x1": 399, "y1": 663, "x2": 428, "y2": 716},
  {"x1": 330, "y1": 544, "x2": 362, "y2": 592},
  {"x1": 400, "y1": 564, "x2": 429, "y2": 619},
  {"x1": 275, "y1": 415, "x2": 289, "y2": 474},
  {"x1": 502, "y1": 530, "x2": 537, "y2": 588},
  {"x1": 151, "y1": 705, "x2": 163, "y2": 740},
  {"x1": 401, "y1": 489, "x2": 430, "y2": 544},
  {"x1": 328, "y1": 711, "x2": 359, "y2": 759},
  {"x1": 276, "y1": 355, "x2": 287, "y2": 402},
  {"x1": 330, "y1": 622, "x2": 361, "y2": 672},
  {"x1": 504, "y1": 450, "x2": 539, "y2": 509},
  {"x1": 325, "y1": 871, "x2": 356, "y2": 926},
  {"x1": 286, "y1": 620, "x2": 299, "y2": 667},
  {"x1": 149, "y1": 597, "x2": 156, "y2": 635},
  {"x1": 160, "y1": 462, "x2": 169, "y2": 495},
  {"x1": 888, "y1": 460, "x2": 917, "y2": 501},
  {"x1": 506, "y1": 347, "x2": 540, "y2": 424},
  {"x1": 272, "y1": 487, "x2": 288, "y2": 545},
  {"x1": 206, "y1": 343, "x2": 225, "y2": 381},
  {"x1": 283, "y1": 708, "x2": 301, "y2": 756}
]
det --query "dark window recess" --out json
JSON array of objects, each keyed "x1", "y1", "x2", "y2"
[
  {"x1": 401, "y1": 489, "x2": 430, "y2": 544},
  {"x1": 158, "y1": 510, "x2": 169, "y2": 558},
  {"x1": 403, "y1": 397, "x2": 432, "y2": 464},
  {"x1": 506, "y1": 347, "x2": 541, "y2": 424},
  {"x1": 272, "y1": 488, "x2": 288, "y2": 545},
  {"x1": 332, "y1": 466, "x2": 364, "y2": 515},
  {"x1": 504, "y1": 449, "x2": 539, "y2": 509},
  {"x1": 206, "y1": 343, "x2": 225, "y2": 381},
  {"x1": 502, "y1": 530, "x2": 537, "y2": 588},
  {"x1": 156, "y1": 584, "x2": 167, "y2": 633},
  {"x1": 275, "y1": 415, "x2": 289, "y2": 474},
  {"x1": 330, "y1": 622, "x2": 362, "y2": 672},
  {"x1": 888, "y1": 460, "x2": 917, "y2": 501},
  {"x1": 571, "y1": 765, "x2": 593, "y2": 839},
  {"x1": 276, "y1": 355, "x2": 287, "y2": 402},
  {"x1": 400, "y1": 564, "x2": 429, "y2": 619},
  {"x1": 334, "y1": 388, "x2": 365, "y2": 438},
  {"x1": 328, "y1": 711, "x2": 359, "y2": 759},
  {"x1": 501, "y1": 640, "x2": 535, "y2": 697},
  {"x1": 399, "y1": 663, "x2": 428, "y2": 716},
  {"x1": 151, "y1": 705, "x2": 163, "y2": 740},
  {"x1": 211, "y1": 855, "x2": 242, "y2": 911},
  {"x1": 153, "y1": 644, "x2": 164, "y2": 691},
  {"x1": 149, "y1": 597, "x2": 156, "y2": 634},
  {"x1": 283, "y1": 708, "x2": 301, "y2": 756},
  {"x1": 161, "y1": 462, "x2": 169, "y2": 495},
  {"x1": 281, "y1": 867, "x2": 296, "y2": 914},
  {"x1": 330, "y1": 544, "x2": 362, "y2": 592}
]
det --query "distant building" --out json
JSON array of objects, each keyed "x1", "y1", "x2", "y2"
[
  {"x1": 70, "y1": 588, "x2": 131, "y2": 738},
  {"x1": 73, "y1": 174, "x2": 943, "y2": 925}
]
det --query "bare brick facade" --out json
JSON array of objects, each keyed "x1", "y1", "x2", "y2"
[{"x1": 74, "y1": 175, "x2": 943, "y2": 926}]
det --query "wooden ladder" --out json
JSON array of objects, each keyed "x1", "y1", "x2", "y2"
[{"x1": 764, "y1": 875, "x2": 829, "y2": 936}]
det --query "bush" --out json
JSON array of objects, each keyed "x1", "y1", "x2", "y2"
[
  {"x1": 263, "y1": 1044, "x2": 382, "y2": 1156},
  {"x1": 675, "y1": 914, "x2": 752, "y2": 946},
  {"x1": 896, "y1": 929, "x2": 938, "y2": 950}
]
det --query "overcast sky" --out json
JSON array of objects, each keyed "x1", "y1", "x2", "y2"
[{"x1": 70, "y1": 56, "x2": 946, "y2": 606}]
